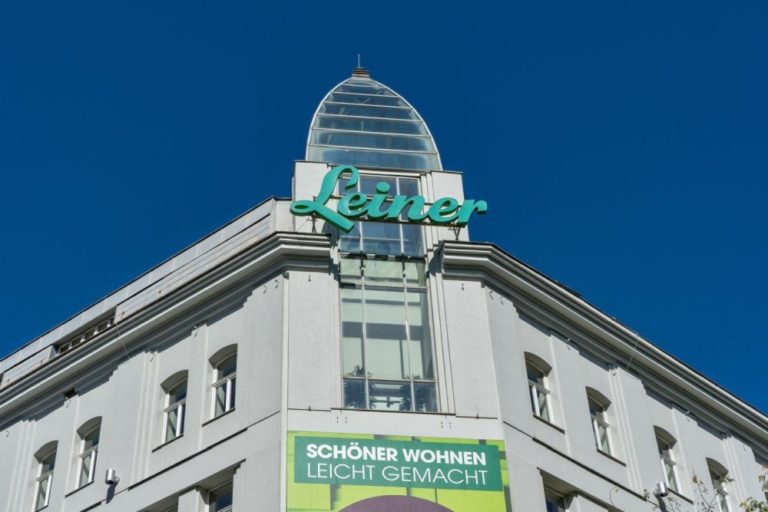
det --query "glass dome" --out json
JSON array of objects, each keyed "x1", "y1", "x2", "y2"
[{"x1": 306, "y1": 69, "x2": 442, "y2": 171}]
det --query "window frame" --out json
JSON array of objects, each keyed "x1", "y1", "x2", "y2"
[
  {"x1": 336, "y1": 171, "x2": 439, "y2": 414},
  {"x1": 544, "y1": 488, "x2": 568, "y2": 512},
  {"x1": 163, "y1": 378, "x2": 187, "y2": 442},
  {"x1": 708, "y1": 461, "x2": 732, "y2": 512},
  {"x1": 655, "y1": 429, "x2": 680, "y2": 494},
  {"x1": 525, "y1": 357, "x2": 553, "y2": 423},
  {"x1": 211, "y1": 353, "x2": 237, "y2": 418},
  {"x1": 35, "y1": 448, "x2": 56, "y2": 511},
  {"x1": 335, "y1": 173, "x2": 424, "y2": 258},
  {"x1": 339, "y1": 256, "x2": 437, "y2": 413},
  {"x1": 77, "y1": 422, "x2": 100, "y2": 489},
  {"x1": 209, "y1": 482, "x2": 233, "y2": 512},
  {"x1": 587, "y1": 391, "x2": 613, "y2": 455}
]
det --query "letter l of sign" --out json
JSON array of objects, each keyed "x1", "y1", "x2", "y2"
[{"x1": 290, "y1": 165, "x2": 358, "y2": 232}]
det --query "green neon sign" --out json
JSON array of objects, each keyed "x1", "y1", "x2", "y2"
[{"x1": 290, "y1": 165, "x2": 488, "y2": 232}]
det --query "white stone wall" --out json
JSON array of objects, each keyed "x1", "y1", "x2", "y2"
[{"x1": 0, "y1": 162, "x2": 764, "y2": 512}]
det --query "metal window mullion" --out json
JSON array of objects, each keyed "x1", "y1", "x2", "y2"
[
  {"x1": 323, "y1": 100, "x2": 411, "y2": 110},
  {"x1": 317, "y1": 112, "x2": 425, "y2": 125},
  {"x1": 359, "y1": 266, "x2": 370, "y2": 409},
  {"x1": 308, "y1": 143, "x2": 438, "y2": 156},
  {"x1": 400, "y1": 259, "x2": 416, "y2": 411},
  {"x1": 315, "y1": 127, "x2": 433, "y2": 139},
  {"x1": 331, "y1": 91, "x2": 403, "y2": 100}
]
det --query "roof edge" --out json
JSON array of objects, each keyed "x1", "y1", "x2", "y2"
[{"x1": 439, "y1": 240, "x2": 768, "y2": 444}]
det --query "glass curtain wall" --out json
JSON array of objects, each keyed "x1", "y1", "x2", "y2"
[
  {"x1": 307, "y1": 75, "x2": 442, "y2": 172},
  {"x1": 340, "y1": 258, "x2": 436, "y2": 412},
  {"x1": 338, "y1": 174, "x2": 422, "y2": 257}
]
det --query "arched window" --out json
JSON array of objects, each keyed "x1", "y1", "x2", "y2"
[
  {"x1": 162, "y1": 372, "x2": 188, "y2": 442},
  {"x1": 525, "y1": 353, "x2": 553, "y2": 423},
  {"x1": 655, "y1": 427, "x2": 680, "y2": 493},
  {"x1": 586, "y1": 388, "x2": 613, "y2": 455},
  {"x1": 77, "y1": 418, "x2": 101, "y2": 488},
  {"x1": 210, "y1": 347, "x2": 237, "y2": 418},
  {"x1": 707, "y1": 458, "x2": 732, "y2": 512},
  {"x1": 34, "y1": 441, "x2": 57, "y2": 511}
]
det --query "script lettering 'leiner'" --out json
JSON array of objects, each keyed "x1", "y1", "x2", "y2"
[{"x1": 290, "y1": 165, "x2": 488, "y2": 232}]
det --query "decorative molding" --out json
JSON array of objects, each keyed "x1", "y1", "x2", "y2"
[{"x1": 439, "y1": 240, "x2": 768, "y2": 453}]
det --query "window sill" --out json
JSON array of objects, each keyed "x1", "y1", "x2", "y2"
[
  {"x1": 596, "y1": 448, "x2": 626, "y2": 466},
  {"x1": 668, "y1": 488, "x2": 694, "y2": 504},
  {"x1": 335, "y1": 407, "x2": 446, "y2": 415},
  {"x1": 202, "y1": 407, "x2": 236, "y2": 426},
  {"x1": 64, "y1": 479, "x2": 94, "y2": 498},
  {"x1": 152, "y1": 434, "x2": 184, "y2": 452},
  {"x1": 533, "y1": 414, "x2": 566, "y2": 434}
]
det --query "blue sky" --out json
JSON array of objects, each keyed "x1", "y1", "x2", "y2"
[{"x1": 1, "y1": 2, "x2": 766, "y2": 411}]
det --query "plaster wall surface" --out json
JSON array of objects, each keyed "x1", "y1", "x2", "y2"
[{"x1": 0, "y1": 164, "x2": 765, "y2": 512}]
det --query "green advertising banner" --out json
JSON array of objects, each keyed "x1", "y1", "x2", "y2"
[{"x1": 288, "y1": 431, "x2": 511, "y2": 512}]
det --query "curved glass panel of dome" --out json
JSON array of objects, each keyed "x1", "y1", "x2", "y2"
[{"x1": 306, "y1": 73, "x2": 442, "y2": 171}]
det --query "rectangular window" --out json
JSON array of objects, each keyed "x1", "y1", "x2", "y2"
[
  {"x1": 338, "y1": 175, "x2": 423, "y2": 257},
  {"x1": 341, "y1": 258, "x2": 436, "y2": 412}
]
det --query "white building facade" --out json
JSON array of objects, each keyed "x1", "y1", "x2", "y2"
[{"x1": 0, "y1": 68, "x2": 766, "y2": 512}]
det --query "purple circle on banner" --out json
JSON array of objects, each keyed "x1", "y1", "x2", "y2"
[{"x1": 340, "y1": 495, "x2": 454, "y2": 512}]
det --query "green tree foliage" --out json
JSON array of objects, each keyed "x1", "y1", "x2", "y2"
[{"x1": 740, "y1": 466, "x2": 768, "y2": 512}]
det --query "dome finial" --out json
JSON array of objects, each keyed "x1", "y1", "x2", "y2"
[{"x1": 352, "y1": 54, "x2": 369, "y2": 78}]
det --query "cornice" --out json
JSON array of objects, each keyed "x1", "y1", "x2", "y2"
[
  {"x1": 0, "y1": 232, "x2": 332, "y2": 421},
  {"x1": 438, "y1": 240, "x2": 768, "y2": 451}
]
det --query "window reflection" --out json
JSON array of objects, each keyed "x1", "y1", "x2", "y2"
[
  {"x1": 317, "y1": 116, "x2": 424, "y2": 135},
  {"x1": 338, "y1": 175, "x2": 423, "y2": 257}
]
